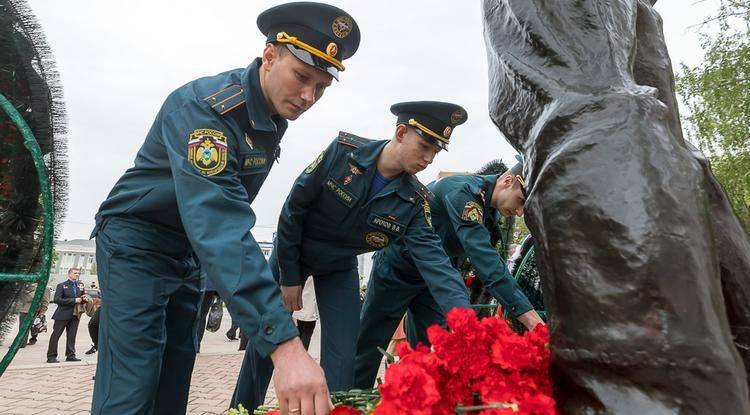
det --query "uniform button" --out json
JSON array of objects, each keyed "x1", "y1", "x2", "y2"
[
  {"x1": 511, "y1": 306, "x2": 517, "y2": 312},
  {"x1": 264, "y1": 325, "x2": 274, "y2": 335}
]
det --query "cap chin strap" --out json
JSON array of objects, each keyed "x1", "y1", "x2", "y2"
[
  {"x1": 276, "y1": 31, "x2": 345, "y2": 71},
  {"x1": 515, "y1": 174, "x2": 526, "y2": 187},
  {"x1": 407, "y1": 118, "x2": 449, "y2": 146}
]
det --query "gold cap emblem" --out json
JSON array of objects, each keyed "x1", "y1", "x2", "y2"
[
  {"x1": 326, "y1": 42, "x2": 338, "y2": 57},
  {"x1": 450, "y1": 109, "x2": 464, "y2": 125},
  {"x1": 332, "y1": 16, "x2": 353, "y2": 38},
  {"x1": 443, "y1": 126, "x2": 452, "y2": 138}
]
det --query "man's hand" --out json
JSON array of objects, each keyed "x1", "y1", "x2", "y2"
[
  {"x1": 75, "y1": 297, "x2": 82, "y2": 304},
  {"x1": 281, "y1": 285, "x2": 304, "y2": 312},
  {"x1": 270, "y1": 337, "x2": 332, "y2": 415},
  {"x1": 517, "y1": 309, "x2": 545, "y2": 331}
]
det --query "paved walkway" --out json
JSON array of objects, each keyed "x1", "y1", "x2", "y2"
[
  {"x1": 0, "y1": 352, "x2": 253, "y2": 415},
  {"x1": 0, "y1": 309, "x2": 295, "y2": 414},
  {"x1": 0, "y1": 308, "x2": 388, "y2": 414}
]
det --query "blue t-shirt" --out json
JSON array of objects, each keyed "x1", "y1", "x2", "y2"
[{"x1": 367, "y1": 169, "x2": 395, "y2": 200}]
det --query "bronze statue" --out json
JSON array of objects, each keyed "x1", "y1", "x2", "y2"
[{"x1": 483, "y1": 0, "x2": 750, "y2": 412}]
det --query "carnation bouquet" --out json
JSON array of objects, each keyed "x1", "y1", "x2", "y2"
[{"x1": 246, "y1": 308, "x2": 556, "y2": 415}]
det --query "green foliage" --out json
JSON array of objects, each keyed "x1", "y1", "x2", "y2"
[
  {"x1": 512, "y1": 217, "x2": 530, "y2": 245},
  {"x1": 227, "y1": 404, "x2": 249, "y2": 415},
  {"x1": 50, "y1": 248, "x2": 58, "y2": 270},
  {"x1": 476, "y1": 159, "x2": 509, "y2": 175},
  {"x1": 676, "y1": 0, "x2": 750, "y2": 231}
]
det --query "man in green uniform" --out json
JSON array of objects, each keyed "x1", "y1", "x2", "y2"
[
  {"x1": 232, "y1": 101, "x2": 474, "y2": 409},
  {"x1": 353, "y1": 159, "x2": 544, "y2": 389},
  {"x1": 89, "y1": 3, "x2": 360, "y2": 414}
]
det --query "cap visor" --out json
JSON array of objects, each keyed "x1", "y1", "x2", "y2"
[
  {"x1": 284, "y1": 44, "x2": 339, "y2": 80},
  {"x1": 414, "y1": 129, "x2": 447, "y2": 151}
]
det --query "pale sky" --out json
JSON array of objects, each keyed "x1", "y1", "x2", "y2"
[{"x1": 26, "y1": 0, "x2": 721, "y2": 241}]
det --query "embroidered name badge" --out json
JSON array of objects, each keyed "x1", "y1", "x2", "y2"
[
  {"x1": 241, "y1": 153, "x2": 268, "y2": 173},
  {"x1": 187, "y1": 128, "x2": 228, "y2": 176},
  {"x1": 461, "y1": 201, "x2": 484, "y2": 222},
  {"x1": 365, "y1": 231, "x2": 389, "y2": 248},
  {"x1": 325, "y1": 178, "x2": 357, "y2": 207},
  {"x1": 370, "y1": 215, "x2": 405, "y2": 235}
]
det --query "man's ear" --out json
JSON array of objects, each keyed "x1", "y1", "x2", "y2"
[
  {"x1": 501, "y1": 173, "x2": 514, "y2": 188},
  {"x1": 394, "y1": 124, "x2": 408, "y2": 143},
  {"x1": 261, "y1": 43, "x2": 277, "y2": 70}
]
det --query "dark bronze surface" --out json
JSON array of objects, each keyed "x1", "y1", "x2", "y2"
[{"x1": 483, "y1": 0, "x2": 750, "y2": 412}]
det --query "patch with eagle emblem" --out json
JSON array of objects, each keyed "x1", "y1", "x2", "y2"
[
  {"x1": 188, "y1": 128, "x2": 228, "y2": 176},
  {"x1": 461, "y1": 201, "x2": 484, "y2": 222},
  {"x1": 305, "y1": 150, "x2": 326, "y2": 174}
]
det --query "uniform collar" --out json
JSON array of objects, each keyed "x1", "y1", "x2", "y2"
[
  {"x1": 242, "y1": 58, "x2": 288, "y2": 133},
  {"x1": 380, "y1": 173, "x2": 420, "y2": 203},
  {"x1": 350, "y1": 140, "x2": 420, "y2": 203},
  {"x1": 396, "y1": 175, "x2": 422, "y2": 202},
  {"x1": 349, "y1": 139, "x2": 387, "y2": 169},
  {"x1": 480, "y1": 174, "x2": 499, "y2": 211}
]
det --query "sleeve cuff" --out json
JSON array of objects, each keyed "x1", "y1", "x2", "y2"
[
  {"x1": 502, "y1": 296, "x2": 534, "y2": 318},
  {"x1": 250, "y1": 307, "x2": 299, "y2": 357},
  {"x1": 439, "y1": 295, "x2": 472, "y2": 314},
  {"x1": 278, "y1": 262, "x2": 304, "y2": 286}
]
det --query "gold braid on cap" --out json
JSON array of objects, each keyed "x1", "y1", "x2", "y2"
[
  {"x1": 276, "y1": 32, "x2": 345, "y2": 71},
  {"x1": 515, "y1": 174, "x2": 526, "y2": 187},
  {"x1": 407, "y1": 119, "x2": 450, "y2": 145}
]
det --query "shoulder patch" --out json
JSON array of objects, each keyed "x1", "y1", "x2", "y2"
[
  {"x1": 461, "y1": 201, "x2": 484, "y2": 222},
  {"x1": 188, "y1": 128, "x2": 228, "y2": 176},
  {"x1": 305, "y1": 150, "x2": 326, "y2": 174},
  {"x1": 422, "y1": 200, "x2": 432, "y2": 228},
  {"x1": 337, "y1": 131, "x2": 371, "y2": 148},
  {"x1": 204, "y1": 84, "x2": 245, "y2": 116}
]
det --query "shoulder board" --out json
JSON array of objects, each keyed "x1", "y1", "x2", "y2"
[
  {"x1": 408, "y1": 176, "x2": 433, "y2": 203},
  {"x1": 204, "y1": 84, "x2": 245, "y2": 116},
  {"x1": 337, "y1": 131, "x2": 371, "y2": 148}
]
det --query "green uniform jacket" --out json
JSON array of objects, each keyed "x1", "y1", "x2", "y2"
[
  {"x1": 384, "y1": 174, "x2": 534, "y2": 317},
  {"x1": 275, "y1": 132, "x2": 470, "y2": 311},
  {"x1": 92, "y1": 58, "x2": 297, "y2": 356}
]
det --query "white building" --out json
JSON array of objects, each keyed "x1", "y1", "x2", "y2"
[
  {"x1": 258, "y1": 241, "x2": 273, "y2": 259},
  {"x1": 50, "y1": 239, "x2": 279, "y2": 288},
  {"x1": 50, "y1": 237, "x2": 371, "y2": 288},
  {"x1": 51, "y1": 239, "x2": 97, "y2": 287}
]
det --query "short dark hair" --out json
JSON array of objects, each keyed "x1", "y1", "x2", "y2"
[{"x1": 270, "y1": 42, "x2": 288, "y2": 57}]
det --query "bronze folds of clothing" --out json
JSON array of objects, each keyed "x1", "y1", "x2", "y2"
[{"x1": 483, "y1": 0, "x2": 750, "y2": 413}]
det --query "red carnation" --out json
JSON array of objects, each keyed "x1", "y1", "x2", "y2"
[
  {"x1": 376, "y1": 358, "x2": 440, "y2": 415},
  {"x1": 330, "y1": 405, "x2": 362, "y2": 414},
  {"x1": 375, "y1": 308, "x2": 558, "y2": 415}
]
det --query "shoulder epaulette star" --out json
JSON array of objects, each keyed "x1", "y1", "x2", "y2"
[
  {"x1": 204, "y1": 84, "x2": 245, "y2": 116},
  {"x1": 337, "y1": 131, "x2": 371, "y2": 148}
]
